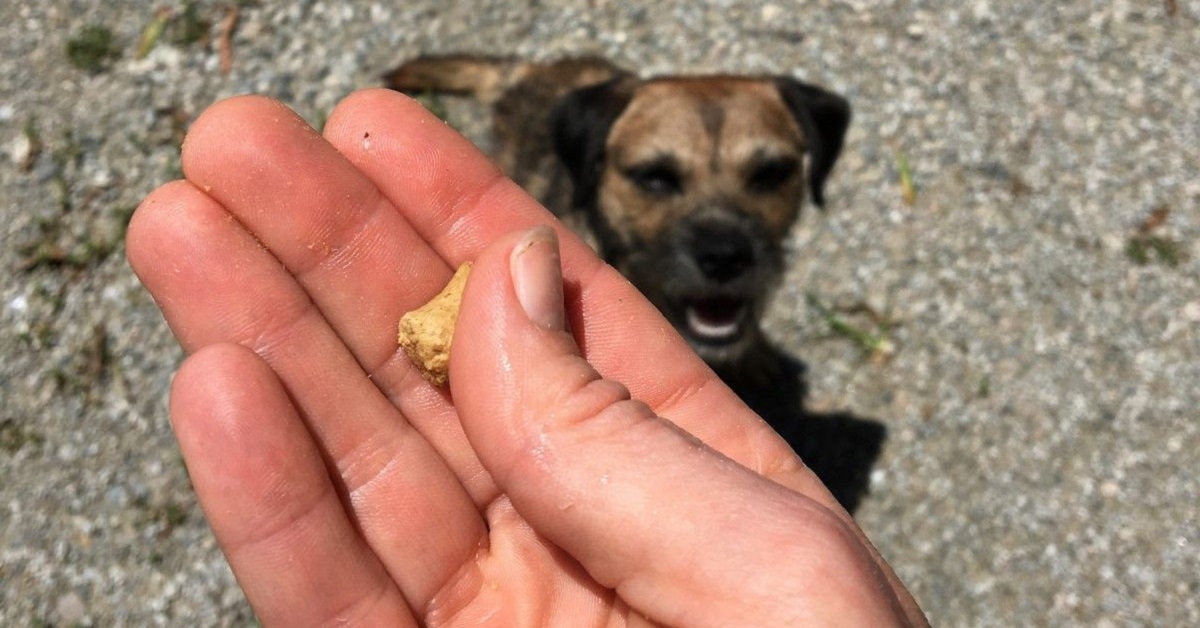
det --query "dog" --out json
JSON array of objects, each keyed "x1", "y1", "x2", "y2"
[
  {"x1": 385, "y1": 58, "x2": 885, "y2": 512},
  {"x1": 384, "y1": 56, "x2": 850, "y2": 370}
]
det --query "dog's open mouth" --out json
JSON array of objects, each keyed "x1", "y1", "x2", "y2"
[{"x1": 683, "y1": 297, "x2": 747, "y2": 343}]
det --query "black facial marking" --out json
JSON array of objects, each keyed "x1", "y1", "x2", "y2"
[
  {"x1": 623, "y1": 155, "x2": 684, "y2": 197},
  {"x1": 744, "y1": 152, "x2": 800, "y2": 194},
  {"x1": 698, "y1": 100, "x2": 726, "y2": 173}
]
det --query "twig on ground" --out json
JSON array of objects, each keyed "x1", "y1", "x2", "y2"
[
  {"x1": 218, "y1": 4, "x2": 240, "y2": 75},
  {"x1": 137, "y1": 8, "x2": 172, "y2": 59},
  {"x1": 897, "y1": 151, "x2": 918, "y2": 205},
  {"x1": 806, "y1": 292, "x2": 897, "y2": 362}
]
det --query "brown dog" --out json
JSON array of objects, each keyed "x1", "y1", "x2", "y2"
[{"x1": 384, "y1": 56, "x2": 851, "y2": 369}]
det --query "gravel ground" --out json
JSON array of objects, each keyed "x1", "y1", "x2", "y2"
[{"x1": 2, "y1": 1, "x2": 1197, "y2": 625}]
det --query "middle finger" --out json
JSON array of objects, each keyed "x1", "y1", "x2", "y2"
[{"x1": 179, "y1": 96, "x2": 500, "y2": 503}]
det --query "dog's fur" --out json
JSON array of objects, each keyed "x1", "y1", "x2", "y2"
[{"x1": 384, "y1": 56, "x2": 851, "y2": 369}]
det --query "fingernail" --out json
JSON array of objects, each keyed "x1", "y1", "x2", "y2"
[{"x1": 511, "y1": 225, "x2": 565, "y2": 331}]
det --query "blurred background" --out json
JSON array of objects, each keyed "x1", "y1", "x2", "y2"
[{"x1": 1, "y1": 1, "x2": 1196, "y2": 625}]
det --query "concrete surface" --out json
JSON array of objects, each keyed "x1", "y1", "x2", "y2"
[{"x1": 1, "y1": 1, "x2": 1197, "y2": 625}]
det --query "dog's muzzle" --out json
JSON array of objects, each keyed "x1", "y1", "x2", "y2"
[
  {"x1": 682, "y1": 222, "x2": 757, "y2": 342},
  {"x1": 643, "y1": 209, "x2": 780, "y2": 358}
]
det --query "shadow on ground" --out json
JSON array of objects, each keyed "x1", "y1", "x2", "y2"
[{"x1": 717, "y1": 342, "x2": 887, "y2": 514}]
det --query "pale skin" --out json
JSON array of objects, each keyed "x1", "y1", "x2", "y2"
[{"x1": 126, "y1": 88, "x2": 928, "y2": 627}]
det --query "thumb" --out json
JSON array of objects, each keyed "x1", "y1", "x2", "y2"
[{"x1": 450, "y1": 226, "x2": 904, "y2": 626}]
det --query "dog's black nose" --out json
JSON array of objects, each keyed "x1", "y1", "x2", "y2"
[{"x1": 690, "y1": 225, "x2": 755, "y2": 283}]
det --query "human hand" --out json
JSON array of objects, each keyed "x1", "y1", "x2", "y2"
[{"x1": 126, "y1": 90, "x2": 926, "y2": 627}]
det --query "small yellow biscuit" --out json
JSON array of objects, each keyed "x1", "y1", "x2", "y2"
[{"x1": 397, "y1": 263, "x2": 472, "y2": 386}]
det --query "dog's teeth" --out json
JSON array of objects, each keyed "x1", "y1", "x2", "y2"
[{"x1": 686, "y1": 307, "x2": 741, "y2": 340}]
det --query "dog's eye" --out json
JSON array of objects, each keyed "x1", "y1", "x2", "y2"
[
  {"x1": 624, "y1": 163, "x2": 683, "y2": 196},
  {"x1": 746, "y1": 158, "x2": 799, "y2": 194}
]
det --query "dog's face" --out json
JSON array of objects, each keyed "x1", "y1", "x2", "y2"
[{"x1": 553, "y1": 75, "x2": 850, "y2": 364}]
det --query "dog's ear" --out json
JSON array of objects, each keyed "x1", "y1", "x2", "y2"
[
  {"x1": 550, "y1": 77, "x2": 636, "y2": 208},
  {"x1": 774, "y1": 78, "x2": 852, "y2": 208}
]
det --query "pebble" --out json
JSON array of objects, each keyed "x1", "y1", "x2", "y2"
[
  {"x1": 1185, "y1": 301, "x2": 1200, "y2": 323},
  {"x1": 54, "y1": 592, "x2": 86, "y2": 625},
  {"x1": 8, "y1": 133, "x2": 31, "y2": 166}
]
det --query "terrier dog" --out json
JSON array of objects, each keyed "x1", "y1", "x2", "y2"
[{"x1": 384, "y1": 56, "x2": 850, "y2": 370}]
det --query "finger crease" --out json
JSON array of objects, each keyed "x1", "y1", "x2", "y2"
[
  {"x1": 291, "y1": 184, "x2": 388, "y2": 278},
  {"x1": 431, "y1": 167, "x2": 513, "y2": 262},
  {"x1": 314, "y1": 573, "x2": 402, "y2": 628},
  {"x1": 223, "y1": 476, "x2": 336, "y2": 557}
]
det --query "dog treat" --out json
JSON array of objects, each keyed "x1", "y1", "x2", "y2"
[{"x1": 397, "y1": 263, "x2": 472, "y2": 386}]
